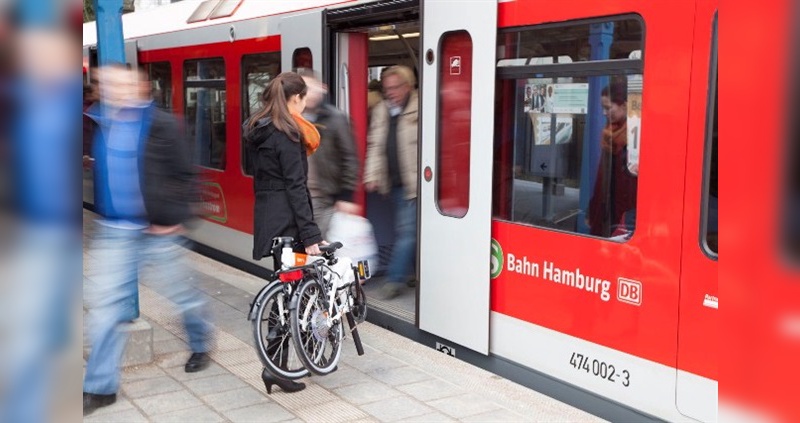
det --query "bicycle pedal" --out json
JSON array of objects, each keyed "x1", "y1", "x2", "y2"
[{"x1": 355, "y1": 260, "x2": 371, "y2": 281}]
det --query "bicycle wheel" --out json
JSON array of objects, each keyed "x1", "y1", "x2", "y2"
[
  {"x1": 290, "y1": 279, "x2": 342, "y2": 376},
  {"x1": 252, "y1": 282, "x2": 309, "y2": 380}
]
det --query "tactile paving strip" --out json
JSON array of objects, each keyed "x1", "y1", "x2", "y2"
[{"x1": 139, "y1": 285, "x2": 370, "y2": 422}]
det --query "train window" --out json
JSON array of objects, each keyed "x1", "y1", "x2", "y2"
[
  {"x1": 146, "y1": 62, "x2": 172, "y2": 111},
  {"x1": 293, "y1": 48, "x2": 313, "y2": 71},
  {"x1": 241, "y1": 53, "x2": 281, "y2": 176},
  {"x1": 496, "y1": 18, "x2": 643, "y2": 65},
  {"x1": 493, "y1": 17, "x2": 644, "y2": 241},
  {"x1": 436, "y1": 31, "x2": 472, "y2": 218},
  {"x1": 702, "y1": 20, "x2": 718, "y2": 256},
  {"x1": 184, "y1": 58, "x2": 226, "y2": 170}
]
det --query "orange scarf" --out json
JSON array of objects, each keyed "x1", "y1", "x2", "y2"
[
  {"x1": 601, "y1": 121, "x2": 627, "y2": 154},
  {"x1": 292, "y1": 112, "x2": 320, "y2": 156}
]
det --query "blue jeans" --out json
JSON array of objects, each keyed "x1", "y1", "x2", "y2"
[
  {"x1": 83, "y1": 224, "x2": 210, "y2": 395},
  {"x1": 387, "y1": 187, "x2": 417, "y2": 285}
]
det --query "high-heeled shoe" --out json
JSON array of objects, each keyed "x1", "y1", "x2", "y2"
[{"x1": 261, "y1": 368, "x2": 306, "y2": 394}]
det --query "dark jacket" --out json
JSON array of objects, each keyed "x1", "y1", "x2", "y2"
[
  {"x1": 307, "y1": 104, "x2": 359, "y2": 202},
  {"x1": 141, "y1": 108, "x2": 198, "y2": 226},
  {"x1": 245, "y1": 118, "x2": 322, "y2": 260},
  {"x1": 588, "y1": 148, "x2": 638, "y2": 237},
  {"x1": 88, "y1": 104, "x2": 197, "y2": 226}
]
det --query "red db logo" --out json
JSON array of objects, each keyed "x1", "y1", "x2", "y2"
[{"x1": 617, "y1": 278, "x2": 642, "y2": 306}]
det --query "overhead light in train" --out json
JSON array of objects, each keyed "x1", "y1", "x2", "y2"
[{"x1": 369, "y1": 32, "x2": 420, "y2": 41}]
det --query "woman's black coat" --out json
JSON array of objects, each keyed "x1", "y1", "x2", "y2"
[{"x1": 245, "y1": 118, "x2": 322, "y2": 260}]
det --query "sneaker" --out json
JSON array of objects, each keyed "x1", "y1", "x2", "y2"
[
  {"x1": 185, "y1": 352, "x2": 211, "y2": 373},
  {"x1": 83, "y1": 392, "x2": 117, "y2": 416},
  {"x1": 379, "y1": 283, "x2": 403, "y2": 300}
]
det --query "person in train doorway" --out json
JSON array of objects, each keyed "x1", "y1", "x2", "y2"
[
  {"x1": 297, "y1": 69, "x2": 361, "y2": 238},
  {"x1": 364, "y1": 65, "x2": 419, "y2": 300},
  {"x1": 587, "y1": 79, "x2": 638, "y2": 238},
  {"x1": 367, "y1": 78, "x2": 384, "y2": 126},
  {"x1": 243, "y1": 71, "x2": 324, "y2": 394},
  {"x1": 83, "y1": 65, "x2": 212, "y2": 415}
]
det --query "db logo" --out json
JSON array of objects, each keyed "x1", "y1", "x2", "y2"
[
  {"x1": 490, "y1": 239, "x2": 503, "y2": 279},
  {"x1": 617, "y1": 278, "x2": 642, "y2": 306}
]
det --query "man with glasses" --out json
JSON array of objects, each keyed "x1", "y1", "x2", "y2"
[{"x1": 364, "y1": 65, "x2": 419, "y2": 300}]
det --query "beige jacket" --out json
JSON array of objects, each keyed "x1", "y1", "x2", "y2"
[{"x1": 364, "y1": 91, "x2": 419, "y2": 199}]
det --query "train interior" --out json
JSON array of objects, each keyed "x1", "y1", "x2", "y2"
[{"x1": 330, "y1": 16, "x2": 421, "y2": 322}]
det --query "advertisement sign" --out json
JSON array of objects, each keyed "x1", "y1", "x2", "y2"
[
  {"x1": 200, "y1": 182, "x2": 228, "y2": 223},
  {"x1": 626, "y1": 75, "x2": 643, "y2": 175},
  {"x1": 550, "y1": 83, "x2": 589, "y2": 114},
  {"x1": 530, "y1": 115, "x2": 574, "y2": 145}
]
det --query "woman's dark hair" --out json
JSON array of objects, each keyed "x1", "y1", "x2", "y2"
[
  {"x1": 601, "y1": 79, "x2": 628, "y2": 106},
  {"x1": 247, "y1": 72, "x2": 307, "y2": 142}
]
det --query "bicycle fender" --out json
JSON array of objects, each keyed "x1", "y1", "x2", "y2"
[{"x1": 247, "y1": 279, "x2": 281, "y2": 321}]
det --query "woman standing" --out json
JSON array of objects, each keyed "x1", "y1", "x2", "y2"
[
  {"x1": 243, "y1": 72, "x2": 323, "y2": 393},
  {"x1": 587, "y1": 80, "x2": 638, "y2": 238}
]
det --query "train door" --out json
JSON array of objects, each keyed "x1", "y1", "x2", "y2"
[
  {"x1": 417, "y1": 1, "x2": 497, "y2": 354},
  {"x1": 325, "y1": 0, "x2": 421, "y2": 322},
  {"x1": 280, "y1": 10, "x2": 323, "y2": 73},
  {"x1": 675, "y1": 2, "x2": 717, "y2": 422}
]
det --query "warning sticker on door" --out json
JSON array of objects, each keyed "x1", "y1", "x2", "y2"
[{"x1": 449, "y1": 56, "x2": 461, "y2": 75}]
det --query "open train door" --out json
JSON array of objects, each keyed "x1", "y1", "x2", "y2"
[
  {"x1": 418, "y1": 0, "x2": 497, "y2": 354},
  {"x1": 279, "y1": 10, "x2": 323, "y2": 74}
]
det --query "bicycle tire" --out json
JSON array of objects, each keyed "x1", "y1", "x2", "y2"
[
  {"x1": 290, "y1": 279, "x2": 343, "y2": 376},
  {"x1": 252, "y1": 282, "x2": 309, "y2": 380}
]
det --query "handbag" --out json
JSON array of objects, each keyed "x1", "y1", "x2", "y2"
[{"x1": 326, "y1": 212, "x2": 378, "y2": 272}]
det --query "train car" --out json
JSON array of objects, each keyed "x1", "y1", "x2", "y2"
[{"x1": 82, "y1": 0, "x2": 796, "y2": 420}]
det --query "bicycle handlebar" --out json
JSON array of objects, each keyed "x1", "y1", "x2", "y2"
[{"x1": 319, "y1": 242, "x2": 343, "y2": 254}]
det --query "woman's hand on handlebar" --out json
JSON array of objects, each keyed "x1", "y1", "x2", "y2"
[{"x1": 305, "y1": 240, "x2": 328, "y2": 255}]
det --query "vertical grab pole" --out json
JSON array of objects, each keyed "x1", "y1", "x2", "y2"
[
  {"x1": 93, "y1": 0, "x2": 140, "y2": 320},
  {"x1": 577, "y1": 22, "x2": 613, "y2": 234}
]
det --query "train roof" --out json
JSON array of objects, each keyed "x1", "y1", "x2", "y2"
[{"x1": 82, "y1": 0, "x2": 355, "y2": 48}]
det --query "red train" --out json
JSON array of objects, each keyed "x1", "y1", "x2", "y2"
[{"x1": 83, "y1": 0, "x2": 799, "y2": 420}]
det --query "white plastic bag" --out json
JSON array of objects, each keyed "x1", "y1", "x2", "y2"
[{"x1": 326, "y1": 212, "x2": 378, "y2": 270}]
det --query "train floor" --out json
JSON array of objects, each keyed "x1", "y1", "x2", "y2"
[
  {"x1": 362, "y1": 276, "x2": 417, "y2": 323},
  {"x1": 82, "y1": 210, "x2": 605, "y2": 422}
]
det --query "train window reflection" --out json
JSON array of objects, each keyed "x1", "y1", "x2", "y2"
[
  {"x1": 293, "y1": 48, "x2": 312, "y2": 71},
  {"x1": 146, "y1": 62, "x2": 172, "y2": 111},
  {"x1": 436, "y1": 31, "x2": 472, "y2": 218},
  {"x1": 497, "y1": 17, "x2": 643, "y2": 65},
  {"x1": 493, "y1": 17, "x2": 644, "y2": 241},
  {"x1": 241, "y1": 53, "x2": 281, "y2": 176},
  {"x1": 184, "y1": 58, "x2": 226, "y2": 170}
]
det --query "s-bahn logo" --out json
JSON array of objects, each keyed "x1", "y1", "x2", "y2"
[{"x1": 490, "y1": 239, "x2": 503, "y2": 279}]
